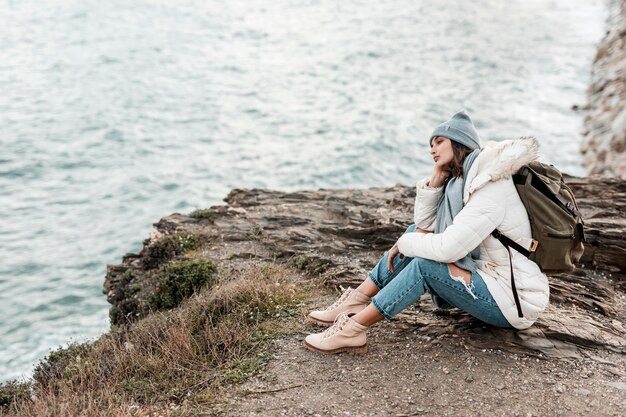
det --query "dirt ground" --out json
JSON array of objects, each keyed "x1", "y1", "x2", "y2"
[{"x1": 214, "y1": 295, "x2": 626, "y2": 417}]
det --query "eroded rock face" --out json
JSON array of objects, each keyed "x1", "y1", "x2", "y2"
[
  {"x1": 582, "y1": 0, "x2": 626, "y2": 178},
  {"x1": 104, "y1": 177, "x2": 626, "y2": 358}
]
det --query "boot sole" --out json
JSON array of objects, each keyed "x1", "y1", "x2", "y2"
[
  {"x1": 306, "y1": 316, "x2": 334, "y2": 326},
  {"x1": 303, "y1": 340, "x2": 368, "y2": 355}
]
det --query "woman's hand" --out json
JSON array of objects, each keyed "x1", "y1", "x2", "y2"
[
  {"x1": 428, "y1": 165, "x2": 450, "y2": 188},
  {"x1": 387, "y1": 244, "x2": 403, "y2": 273},
  {"x1": 387, "y1": 229, "x2": 431, "y2": 272}
]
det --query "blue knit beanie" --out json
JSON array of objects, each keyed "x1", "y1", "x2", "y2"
[{"x1": 430, "y1": 110, "x2": 481, "y2": 150}]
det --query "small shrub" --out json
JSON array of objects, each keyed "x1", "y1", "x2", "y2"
[
  {"x1": 148, "y1": 259, "x2": 216, "y2": 311},
  {"x1": 290, "y1": 254, "x2": 332, "y2": 275},
  {"x1": 226, "y1": 358, "x2": 263, "y2": 384},
  {"x1": 106, "y1": 269, "x2": 145, "y2": 326},
  {"x1": 189, "y1": 208, "x2": 215, "y2": 222},
  {"x1": 118, "y1": 270, "x2": 141, "y2": 297},
  {"x1": 108, "y1": 308, "x2": 119, "y2": 325},
  {"x1": 268, "y1": 250, "x2": 285, "y2": 259},
  {"x1": 291, "y1": 255, "x2": 309, "y2": 270},
  {"x1": 119, "y1": 269, "x2": 133, "y2": 285},
  {"x1": 0, "y1": 380, "x2": 30, "y2": 411},
  {"x1": 142, "y1": 232, "x2": 201, "y2": 269},
  {"x1": 32, "y1": 342, "x2": 93, "y2": 387}
]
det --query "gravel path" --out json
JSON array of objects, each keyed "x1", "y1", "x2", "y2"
[{"x1": 217, "y1": 304, "x2": 626, "y2": 417}]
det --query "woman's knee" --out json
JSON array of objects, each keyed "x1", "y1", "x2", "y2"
[
  {"x1": 407, "y1": 256, "x2": 436, "y2": 271},
  {"x1": 408, "y1": 257, "x2": 454, "y2": 286}
]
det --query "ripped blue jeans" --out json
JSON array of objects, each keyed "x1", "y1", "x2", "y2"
[{"x1": 369, "y1": 224, "x2": 512, "y2": 328}]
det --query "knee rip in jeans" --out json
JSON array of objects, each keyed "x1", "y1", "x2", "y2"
[{"x1": 447, "y1": 265, "x2": 478, "y2": 300}]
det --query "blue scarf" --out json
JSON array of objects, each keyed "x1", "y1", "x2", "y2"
[{"x1": 434, "y1": 149, "x2": 482, "y2": 272}]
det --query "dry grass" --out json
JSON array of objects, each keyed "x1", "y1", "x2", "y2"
[{"x1": 1, "y1": 262, "x2": 315, "y2": 417}]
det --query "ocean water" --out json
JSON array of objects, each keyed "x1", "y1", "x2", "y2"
[{"x1": 0, "y1": 0, "x2": 607, "y2": 381}]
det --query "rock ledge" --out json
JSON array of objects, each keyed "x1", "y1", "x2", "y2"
[{"x1": 104, "y1": 176, "x2": 626, "y2": 359}]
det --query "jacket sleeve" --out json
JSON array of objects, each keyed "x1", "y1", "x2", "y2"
[
  {"x1": 397, "y1": 181, "x2": 506, "y2": 262},
  {"x1": 413, "y1": 178, "x2": 444, "y2": 231}
]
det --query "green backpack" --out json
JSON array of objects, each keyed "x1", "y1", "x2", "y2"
[{"x1": 491, "y1": 161, "x2": 585, "y2": 318}]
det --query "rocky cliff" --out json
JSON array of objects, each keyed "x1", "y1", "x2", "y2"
[
  {"x1": 582, "y1": 0, "x2": 626, "y2": 178},
  {"x1": 104, "y1": 176, "x2": 626, "y2": 358}
]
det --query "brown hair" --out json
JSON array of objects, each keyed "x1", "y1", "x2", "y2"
[{"x1": 448, "y1": 141, "x2": 473, "y2": 178}]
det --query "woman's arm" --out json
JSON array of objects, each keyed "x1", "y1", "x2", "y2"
[
  {"x1": 413, "y1": 178, "x2": 444, "y2": 230},
  {"x1": 413, "y1": 166, "x2": 449, "y2": 231},
  {"x1": 398, "y1": 181, "x2": 506, "y2": 262}
]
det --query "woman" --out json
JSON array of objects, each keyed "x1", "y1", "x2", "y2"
[{"x1": 304, "y1": 110, "x2": 549, "y2": 354}]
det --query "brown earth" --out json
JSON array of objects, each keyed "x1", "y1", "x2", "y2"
[{"x1": 216, "y1": 311, "x2": 626, "y2": 417}]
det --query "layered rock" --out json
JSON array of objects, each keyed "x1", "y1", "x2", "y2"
[
  {"x1": 104, "y1": 176, "x2": 626, "y2": 359},
  {"x1": 582, "y1": 0, "x2": 626, "y2": 178}
]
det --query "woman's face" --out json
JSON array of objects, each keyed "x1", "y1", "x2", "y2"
[{"x1": 430, "y1": 136, "x2": 454, "y2": 168}]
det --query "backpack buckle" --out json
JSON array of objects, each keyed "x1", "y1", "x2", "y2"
[{"x1": 529, "y1": 239, "x2": 539, "y2": 253}]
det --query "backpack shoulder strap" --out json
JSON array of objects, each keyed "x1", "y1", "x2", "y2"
[
  {"x1": 491, "y1": 229, "x2": 525, "y2": 318},
  {"x1": 491, "y1": 229, "x2": 535, "y2": 258}
]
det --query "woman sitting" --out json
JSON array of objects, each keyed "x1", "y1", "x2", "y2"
[{"x1": 304, "y1": 110, "x2": 549, "y2": 354}]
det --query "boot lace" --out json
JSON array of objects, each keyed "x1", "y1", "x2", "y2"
[
  {"x1": 321, "y1": 312, "x2": 351, "y2": 339},
  {"x1": 324, "y1": 286, "x2": 352, "y2": 311}
]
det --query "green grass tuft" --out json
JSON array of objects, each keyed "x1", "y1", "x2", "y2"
[
  {"x1": 189, "y1": 208, "x2": 215, "y2": 222},
  {"x1": 291, "y1": 255, "x2": 309, "y2": 270},
  {"x1": 142, "y1": 232, "x2": 201, "y2": 269},
  {"x1": 32, "y1": 342, "x2": 93, "y2": 387},
  {"x1": 0, "y1": 381, "x2": 30, "y2": 412},
  {"x1": 148, "y1": 259, "x2": 216, "y2": 311},
  {"x1": 290, "y1": 254, "x2": 331, "y2": 275},
  {"x1": 226, "y1": 358, "x2": 264, "y2": 384}
]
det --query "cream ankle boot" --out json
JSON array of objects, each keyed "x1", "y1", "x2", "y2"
[
  {"x1": 307, "y1": 287, "x2": 370, "y2": 326},
  {"x1": 304, "y1": 312, "x2": 368, "y2": 354}
]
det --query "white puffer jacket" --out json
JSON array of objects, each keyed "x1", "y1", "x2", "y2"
[{"x1": 397, "y1": 138, "x2": 549, "y2": 329}]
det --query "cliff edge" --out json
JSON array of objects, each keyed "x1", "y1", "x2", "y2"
[{"x1": 104, "y1": 177, "x2": 626, "y2": 359}]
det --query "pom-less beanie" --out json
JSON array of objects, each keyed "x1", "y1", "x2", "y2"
[{"x1": 430, "y1": 110, "x2": 481, "y2": 150}]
